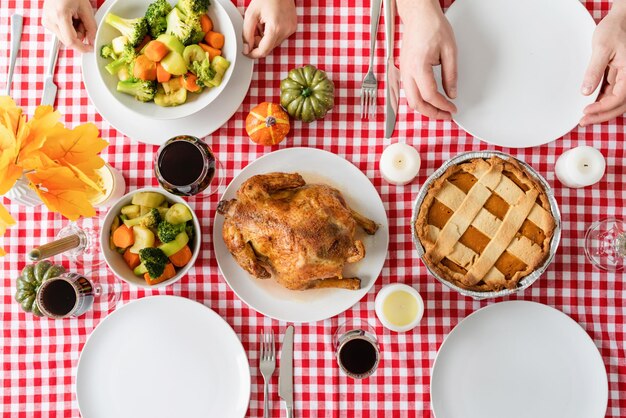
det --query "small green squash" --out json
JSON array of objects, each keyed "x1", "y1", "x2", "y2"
[
  {"x1": 280, "y1": 65, "x2": 335, "y2": 123},
  {"x1": 14, "y1": 261, "x2": 65, "y2": 316}
]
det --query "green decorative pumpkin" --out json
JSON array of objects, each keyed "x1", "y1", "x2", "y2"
[
  {"x1": 280, "y1": 65, "x2": 335, "y2": 123},
  {"x1": 14, "y1": 261, "x2": 65, "y2": 317}
]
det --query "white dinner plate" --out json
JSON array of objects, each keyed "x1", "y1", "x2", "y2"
[
  {"x1": 442, "y1": 0, "x2": 599, "y2": 147},
  {"x1": 431, "y1": 301, "x2": 608, "y2": 418},
  {"x1": 81, "y1": 0, "x2": 254, "y2": 144},
  {"x1": 213, "y1": 147, "x2": 390, "y2": 323},
  {"x1": 76, "y1": 296, "x2": 251, "y2": 418}
]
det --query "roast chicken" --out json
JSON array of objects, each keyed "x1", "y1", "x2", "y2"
[{"x1": 217, "y1": 173, "x2": 378, "y2": 290}]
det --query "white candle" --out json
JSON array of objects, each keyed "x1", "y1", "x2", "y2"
[
  {"x1": 554, "y1": 146, "x2": 605, "y2": 188},
  {"x1": 374, "y1": 284, "x2": 424, "y2": 332},
  {"x1": 379, "y1": 143, "x2": 421, "y2": 185},
  {"x1": 90, "y1": 164, "x2": 127, "y2": 207}
]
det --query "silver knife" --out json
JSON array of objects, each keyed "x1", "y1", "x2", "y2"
[
  {"x1": 384, "y1": 0, "x2": 400, "y2": 139},
  {"x1": 5, "y1": 14, "x2": 23, "y2": 96},
  {"x1": 278, "y1": 325, "x2": 294, "y2": 418},
  {"x1": 40, "y1": 35, "x2": 60, "y2": 106}
]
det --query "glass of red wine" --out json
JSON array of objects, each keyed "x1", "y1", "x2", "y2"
[
  {"x1": 154, "y1": 135, "x2": 223, "y2": 198},
  {"x1": 333, "y1": 319, "x2": 380, "y2": 379},
  {"x1": 36, "y1": 271, "x2": 119, "y2": 319}
]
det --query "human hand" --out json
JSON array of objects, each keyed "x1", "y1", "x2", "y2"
[
  {"x1": 42, "y1": 0, "x2": 96, "y2": 53},
  {"x1": 398, "y1": 0, "x2": 457, "y2": 120},
  {"x1": 243, "y1": 0, "x2": 297, "y2": 59},
  {"x1": 580, "y1": 4, "x2": 626, "y2": 126}
]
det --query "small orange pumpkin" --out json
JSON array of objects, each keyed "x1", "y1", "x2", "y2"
[{"x1": 245, "y1": 102, "x2": 290, "y2": 146}]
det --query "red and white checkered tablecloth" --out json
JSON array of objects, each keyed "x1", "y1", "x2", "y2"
[{"x1": 1, "y1": 0, "x2": 625, "y2": 416}]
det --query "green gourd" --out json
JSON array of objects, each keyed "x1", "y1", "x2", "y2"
[
  {"x1": 280, "y1": 65, "x2": 335, "y2": 123},
  {"x1": 14, "y1": 261, "x2": 66, "y2": 317}
]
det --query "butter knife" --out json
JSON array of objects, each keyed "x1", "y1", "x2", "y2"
[
  {"x1": 278, "y1": 325, "x2": 294, "y2": 418},
  {"x1": 40, "y1": 35, "x2": 60, "y2": 106},
  {"x1": 5, "y1": 14, "x2": 23, "y2": 96},
  {"x1": 384, "y1": 0, "x2": 400, "y2": 139}
]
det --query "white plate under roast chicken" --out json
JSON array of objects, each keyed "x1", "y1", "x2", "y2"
[{"x1": 217, "y1": 173, "x2": 378, "y2": 290}]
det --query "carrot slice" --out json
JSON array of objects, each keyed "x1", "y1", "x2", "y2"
[
  {"x1": 156, "y1": 63, "x2": 171, "y2": 83},
  {"x1": 133, "y1": 55, "x2": 157, "y2": 81},
  {"x1": 112, "y1": 224, "x2": 134, "y2": 248},
  {"x1": 169, "y1": 245, "x2": 193, "y2": 267},
  {"x1": 135, "y1": 35, "x2": 152, "y2": 52},
  {"x1": 200, "y1": 14, "x2": 213, "y2": 33},
  {"x1": 204, "y1": 31, "x2": 224, "y2": 49},
  {"x1": 144, "y1": 263, "x2": 176, "y2": 285},
  {"x1": 182, "y1": 73, "x2": 201, "y2": 93},
  {"x1": 123, "y1": 248, "x2": 141, "y2": 270},
  {"x1": 144, "y1": 40, "x2": 169, "y2": 62},
  {"x1": 199, "y1": 43, "x2": 221, "y2": 60}
]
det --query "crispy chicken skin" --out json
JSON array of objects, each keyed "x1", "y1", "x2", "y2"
[{"x1": 217, "y1": 173, "x2": 378, "y2": 290}]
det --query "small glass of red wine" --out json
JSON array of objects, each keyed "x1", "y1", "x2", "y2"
[
  {"x1": 333, "y1": 319, "x2": 380, "y2": 379},
  {"x1": 36, "y1": 272, "x2": 119, "y2": 319},
  {"x1": 154, "y1": 135, "x2": 223, "y2": 198}
]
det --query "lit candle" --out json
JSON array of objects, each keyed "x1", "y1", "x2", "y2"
[
  {"x1": 554, "y1": 146, "x2": 606, "y2": 188},
  {"x1": 374, "y1": 284, "x2": 424, "y2": 332},
  {"x1": 89, "y1": 164, "x2": 127, "y2": 207},
  {"x1": 379, "y1": 143, "x2": 421, "y2": 185}
]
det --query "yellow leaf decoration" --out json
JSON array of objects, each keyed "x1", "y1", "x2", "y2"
[
  {"x1": 27, "y1": 166, "x2": 96, "y2": 221},
  {"x1": 0, "y1": 203, "x2": 16, "y2": 257},
  {"x1": 0, "y1": 98, "x2": 109, "y2": 255}
]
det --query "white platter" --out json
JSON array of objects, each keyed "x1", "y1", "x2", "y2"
[
  {"x1": 431, "y1": 301, "x2": 608, "y2": 418},
  {"x1": 76, "y1": 296, "x2": 251, "y2": 418},
  {"x1": 213, "y1": 147, "x2": 390, "y2": 323},
  {"x1": 82, "y1": 0, "x2": 253, "y2": 144},
  {"x1": 443, "y1": 0, "x2": 598, "y2": 147}
]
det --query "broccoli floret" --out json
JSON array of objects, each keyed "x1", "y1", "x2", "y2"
[
  {"x1": 157, "y1": 221, "x2": 186, "y2": 243},
  {"x1": 117, "y1": 79, "x2": 157, "y2": 102},
  {"x1": 166, "y1": 7, "x2": 204, "y2": 45},
  {"x1": 176, "y1": 0, "x2": 210, "y2": 16},
  {"x1": 185, "y1": 222, "x2": 195, "y2": 242},
  {"x1": 124, "y1": 208, "x2": 162, "y2": 228},
  {"x1": 105, "y1": 43, "x2": 137, "y2": 75},
  {"x1": 104, "y1": 13, "x2": 149, "y2": 47},
  {"x1": 145, "y1": 0, "x2": 173, "y2": 38},
  {"x1": 138, "y1": 247, "x2": 169, "y2": 279},
  {"x1": 100, "y1": 44, "x2": 118, "y2": 60},
  {"x1": 190, "y1": 58, "x2": 215, "y2": 87}
]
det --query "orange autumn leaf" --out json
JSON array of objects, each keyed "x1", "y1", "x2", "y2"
[
  {"x1": 41, "y1": 123, "x2": 107, "y2": 174},
  {"x1": 0, "y1": 139, "x2": 21, "y2": 195},
  {"x1": 26, "y1": 166, "x2": 96, "y2": 221},
  {"x1": 0, "y1": 96, "x2": 23, "y2": 136},
  {"x1": 17, "y1": 105, "x2": 63, "y2": 161}
]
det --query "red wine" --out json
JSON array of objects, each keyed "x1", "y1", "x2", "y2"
[
  {"x1": 39, "y1": 279, "x2": 77, "y2": 317},
  {"x1": 155, "y1": 136, "x2": 217, "y2": 196},
  {"x1": 338, "y1": 337, "x2": 379, "y2": 378}
]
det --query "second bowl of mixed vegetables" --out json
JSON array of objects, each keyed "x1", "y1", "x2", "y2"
[
  {"x1": 100, "y1": 188, "x2": 202, "y2": 288},
  {"x1": 95, "y1": 0, "x2": 236, "y2": 119}
]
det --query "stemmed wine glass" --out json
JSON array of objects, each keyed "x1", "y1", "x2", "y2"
[
  {"x1": 584, "y1": 218, "x2": 626, "y2": 271},
  {"x1": 154, "y1": 135, "x2": 223, "y2": 199}
]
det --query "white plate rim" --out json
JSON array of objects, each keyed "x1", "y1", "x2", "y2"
[
  {"x1": 212, "y1": 147, "x2": 390, "y2": 323},
  {"x1": 81, "y1": 0, "x2": 254, "y2": 144},
  {"x1": 443, "y1": 0, "x2": 600, "y2": 148},
  {"x1": 76, "y1": 295, "x2": 251, "y2": 417},
  {"x1": 430, "y1": 300, "x2": 608, "y2": 418}
]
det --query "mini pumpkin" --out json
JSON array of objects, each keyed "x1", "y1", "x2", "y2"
[
  {"x1": 280, "y1": 65, "x2": 335, "y2": 123},
  {"x1": 246, "y1": 102, "x2": 290, "y2": 145},
  {"x1": 15, "y1": 260, "x2": 65, "y2": 316}
]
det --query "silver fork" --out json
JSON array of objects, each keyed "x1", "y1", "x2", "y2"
[
  {"x1": 259, "y1": 329, "x2": 276, "y2": 418},
  {"x1": 360, "y1": 0, "x2": 383, "y2": 119}
]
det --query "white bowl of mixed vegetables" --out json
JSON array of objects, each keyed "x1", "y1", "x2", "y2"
[
  {"x1": 95, "y1": 0, "x2": 236, "y2": 120},
  {"x1": 100, "y1": 188, "x2": 201, "y2": 288}
]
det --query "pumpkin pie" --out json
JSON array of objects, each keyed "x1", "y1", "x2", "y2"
[{"x1": 415, "y1": 156, "x2": 556, "y2": 292}]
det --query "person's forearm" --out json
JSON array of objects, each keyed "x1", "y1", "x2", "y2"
[{"x1": 397, "y1": 0, "x2": 443, "y2": 23}]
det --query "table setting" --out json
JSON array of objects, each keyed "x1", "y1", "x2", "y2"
[{"x1": 1, "y1": 0, "x2": 625, "y2": 417}]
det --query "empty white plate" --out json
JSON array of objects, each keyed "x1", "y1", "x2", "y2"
[
  {"x1": 76, "y1": 296, "x2": 251, "y2": 418},
  {"x1": 444, "y1": 0, "x2": 598, "y2": 147},
  {"x1": 431, "y1": 301, "x2": 608, "y2": 418}
]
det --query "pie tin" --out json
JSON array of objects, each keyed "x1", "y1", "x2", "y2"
[{"x1": 411, "y1": 151, "x2": 561, "y2": 300}]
